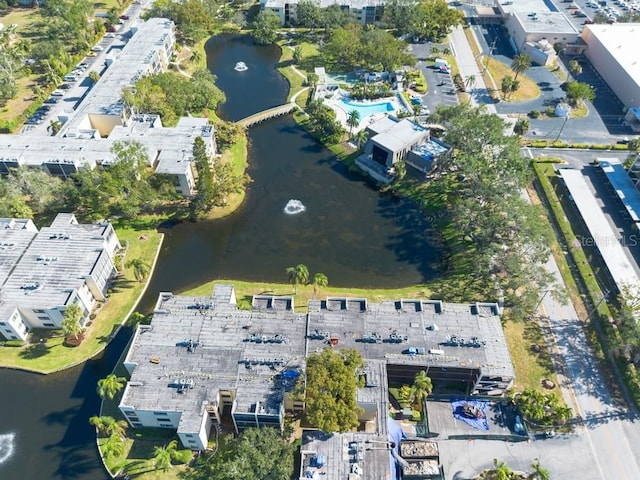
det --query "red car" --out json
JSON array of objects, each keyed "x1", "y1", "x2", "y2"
[
  {"x1": 107, "y1": 25, "x2": 117, "y2": 32},
  {"x1": 119, "y1": 14, "x2": 129, "y2": 20}
]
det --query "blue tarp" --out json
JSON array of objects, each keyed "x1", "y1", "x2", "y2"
[
  {"x1": 451, "y1": 400, "x2": 490, "y2": 431},
  {"x1": 388, "y1": 417, "x2": 407, "y2": 479}
]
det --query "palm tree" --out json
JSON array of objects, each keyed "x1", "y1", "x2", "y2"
[
  {"x1": 127, "y1": 258, "x2": 150, "y2": 283},
  {"x1": 151, "y1": 440, "x2": 178, "y2": 471},
  {"x1": 354, "y1": 129, "x2": 368, "y2": 150},
  {"x1": 511, "y1": 53, "x2": 531, "y2": 81},
  {"x1": 61, "y1": 304, "x2": 84, "y2": 340},
  {"x1": 90, "y1": 416, "x2": 128, "y2": 438},
  {"x1": 97, "y1": 374, "x2": 127, "y2": 400},
  {"x1": 410, "y1": 370, "x2": 432, "y2": 412},
  {"x1": 493, "y1": 458, "x2": 514, "y2": 480},
  {"x1": 529, "y1": 458, "x2": 550, "y2": 480},
  {"x1": 102, "y1": 433, "x2": 126, "y2": 459},
  {"x1": 286, "y1": 264, "x2": 309, "y2": 294},
  {"x1": 464, "y1": 75, "x2": 476, "y2": 91},
  {"x1": 312, "y1": 272, "x2": 328, "y2": 299},
  {"x1": 568, "y1": 59, "x2": 582, "y2": 78},
  {"x1": 346, "y1": 109, "x2": 360, "y2": 136}
]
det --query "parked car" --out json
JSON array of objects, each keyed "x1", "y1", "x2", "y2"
[
  {"x1": 51, "y1": 89, "x2": 64, "y2": 97},
  {"x1": 575, "y1": 10, "x2": 587, "y2": 16},
  {"x1": 59, "y1": 83, "x2": 72, "y2": 89},
  {"x1": 87, "y1": 52, "x2": 97, "y2": 57},
  {"x1": 44, "y1": 97, "x2": 60, "y2": 104},
  {"x1": 91, "y1": 46, "x2": 104, "y2": 52},
  {"x1": 107, "y1": 25, "x2": 117, "y2": 32},
  {"x1": 119, "y1": 14, "x2": 130, "y2": 20}
]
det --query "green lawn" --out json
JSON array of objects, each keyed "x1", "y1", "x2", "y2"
[
  {"x1": 0, "y1": 220, "x2": 163, "y2": 373},
  {"x1": 485, "y1": 57, "x2": 540, "y2": 102},
  {"x1": 207, "y1": 132, "x2": 248, "y2": 220}
]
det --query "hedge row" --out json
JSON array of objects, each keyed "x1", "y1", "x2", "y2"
[
  {"x1": 525, "y1": 140, "x2": 634, "y2": 151},
  {"x1": 533, "y1": 161, "x2": 640, "y2": 408}
]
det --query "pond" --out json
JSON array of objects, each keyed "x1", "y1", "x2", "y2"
[
  {"x1": 0, "y1": 33, "x2": 445, "y2": 480},
  {"x1": 140, "y1": 34, "x2": 443, "y2": 310}
]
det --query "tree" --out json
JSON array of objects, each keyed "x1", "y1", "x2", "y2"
[
  {"x1": 151, "y1": 440, "x2": 178, "y2": 471},
  {"x1": 252, "y1": 10, "x2": 280, "y2": 46},
  {"x1": 61, "y1": 303, "x2": 83, "y2": 340},
  {"x1": 383, "y1": 0, "x2": 418, "y2": 36},
  {"x1": 568, "y1": 59, "x2": 582, "y2": 78},
  {"x1": 346, "y1": 109, "x2": 360, "y2": 136},
  {"x1": 88, "y1": 70, "x2": 100, "y2": 83},
  {"x1": 192, "y1": 428, "x2": 296, "y2": 480},
  {"x1": 89, "y1": 416, "x2": 128, "y2": 438},
  {"x1": 565, "y1": 80, "x2": 596, "y2": 107},
  {"x1": 102, "y1": 433, "x2": 126, "y2": 459},
  {"x1": 97, "y1": 374, "x2": 127, "y2": 400},
  {"x1": 305, "y1": 348, "x2": 364, "y2": 432},
  {"x1": 293, "y1": 46, "x2": 302, "y2": 64},
  {"x1": 354, "y1": 129, "x2": 368, "y2": 149},
  {"x1": 529, "y1": 458, "x2": 550, "y2": 480},
  {"x1": 501, "y1": 74, "x2": 519, "y2": 100},
  {"x1": 286, "y1": 264, "x2": 309, "y2": 294},
  {"x1": 189, "y1": 136, "x2": 215, "y2": 218},
  {"x1": 312, "y1": 272, "x2": 328, "y2": 298},
  {"x1": 127, "y1": 258, "x2": 150, "y2": 282},
  {"x1": 413, "y1": 0, "x2": 464, "y2": 41},
  {"x1": 628, "y1": 137, "x2": 640, "y2": 152},
  {"x1": 410, "y1": 370, "x2": 432, "y2": 412},
  {"x1": 511, "y1": 53, "x2": 531, "y2": 81},
  {"x1": 464, "y1": 75, "x2": 476, "y2": 91},
  {"x1": 514, "y1": 389, "x2": 572, "y2": 426},
  {"x1": 296, "y1": 0, "x2": 322, "y2": 29},
  {"x1": 513, "y1": 117, "x2": 530, "y2": 135},
  {"x1": 493, "y1": 458, "x2": 514, "y2": 480},
  {"x1": 306, "y1": 72, "x2": 319, "y2": 88},
  {"x1": 320, "y1": 3, "x2": 354, "y2": 31}
]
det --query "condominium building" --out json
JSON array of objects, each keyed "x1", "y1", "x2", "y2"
[
  {"x1": 119, "y1": 284, "x2": 514, "y2": 451},
  {"x1": 0, "y1": 18, "x2": 215, "y2": 197},
  {"x1": 260, "y1": 0, "x2": 385, "y2": 26},
  {"x1": 0, "y1": 213, "x2": 121, "y2": 341}
]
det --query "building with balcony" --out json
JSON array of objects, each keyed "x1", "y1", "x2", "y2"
[
  {"x1": 0, "y1": 18, "x2": 215, "y2": 197},
  {"x1": 261, "y1": 0, "x2": 385, "y2": 26},
  {"x1": 0, "y1": 213, "x2": 121, "y2": 341},
  {"x1": 119, "y1": 284, "x2": 513, "y2": 451}
]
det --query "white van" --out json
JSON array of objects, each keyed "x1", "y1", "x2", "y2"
[{"x1": 434, "y1": 58, "x2": 450, "y2": 72}]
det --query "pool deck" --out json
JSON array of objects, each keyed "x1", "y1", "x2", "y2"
[{"x1": 323, "y1": 91, "x2": 405, "y2": 133}]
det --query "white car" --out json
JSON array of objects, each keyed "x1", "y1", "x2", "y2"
[
  {"x1": 51, "y1": 90, "x2": 64, "y2": 97},
  {"x1": 91, "y1": 46, "x2": 104, "y2": 52}
]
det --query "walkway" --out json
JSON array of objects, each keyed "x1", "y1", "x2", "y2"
[
  {"x1": 448, "y1": 25, "x2": 496, "y2": 113},
  {"x1": 235, "y1": 103, "x2": 299, "y2": 128}
]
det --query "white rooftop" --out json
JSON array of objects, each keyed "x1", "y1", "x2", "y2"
[
  {"x1": 371, "y1": 119, "x2": 428, "y2": 153},
  {"x1": 583, "y1": 24, "x2": 640, "y2": 91},
  {"x1": 559, "y1": 168, "x2": 640, "y2": 292},
  {"x1": 60, "y1": 18, "x2": 175, "y2": 136},
  {"x1": 513, "y1": 11, "x2": 578, "y2": 35}
]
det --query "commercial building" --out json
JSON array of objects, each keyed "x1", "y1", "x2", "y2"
[
  {"x1": 0, "y1": 18, "x2": 215, "y2": 197},
  {"x1": 497, "y1": 0, "x2": 579, "y2": 57},
  {"x1": 260, "y1": 0, "x2": 385, "y2": 26},
  {"x1": 119, "y1": 284, "x2": 514, "y2": 451},
  {"x1": 581, "y1": 24, "x2": 640, "y2": 112},
  {"x1": 0, "y1": 214, "x2": 121, "y2": 341}
]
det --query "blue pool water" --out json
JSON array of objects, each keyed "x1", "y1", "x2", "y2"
[{"x1": 337, "y1": 98, "x2": 396, "y2": 119}]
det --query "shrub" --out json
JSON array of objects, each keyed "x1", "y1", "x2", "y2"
[
  {"x1": 590, "y1": 144, "x2": 611, "y2": 150},
  {"x1": 570, "y1": 143, "x2": 589, "y2": 149},
  {"x1": 552, "y1": 141, "x2": 567, "y2": 148},
  {"x1": 545, "y1": 106, "x2": 556, "y2": 117},
  {"x1": 171, "y1": 449, "x2": 193, "y2": 464},
  {"x1": 529, "y1": 109, "x2": 541, "y2": 119}
]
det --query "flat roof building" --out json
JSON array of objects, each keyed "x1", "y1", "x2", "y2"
[
  {"x1": 0, "y1": 19, "x2": 215, "y2": 197},
  {"x1": 498, "y1": 0, "x2": 579, "y2": 54},
  {"x1": 0, "y1": 214, "x2": 121, "y2": 341},
  {"x1": 582, "y1": 24, "x2": 640, "y2": 110},
  {"x1": 261, "y1": 0, "x2": 385, "y2": 26},
  {"x1": 120, "y1": 285, "x2": 513, "y2": 452}
]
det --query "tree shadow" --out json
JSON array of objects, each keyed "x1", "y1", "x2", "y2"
[
  {"x1": 18, "y1": 340, "x2": 51, "y2": 359},
  {"x1": 97, "y1": 324, "x2": 122, "y2": 344}
]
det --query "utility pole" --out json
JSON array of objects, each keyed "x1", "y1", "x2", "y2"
[{"x1": 554, "y1": 115, "x2": 569, "y2": 142}]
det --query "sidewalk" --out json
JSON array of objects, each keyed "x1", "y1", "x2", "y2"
[{"x1": 448, "y1": 25, "x2": 496, "y2": 113}]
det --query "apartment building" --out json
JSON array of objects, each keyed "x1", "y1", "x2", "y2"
[
  {"x1": 0, "y1": 213, "x2": 121, "y2": 341},
  {"x1": 261, "y1": 0, "x2": 385, "y2": 26}
]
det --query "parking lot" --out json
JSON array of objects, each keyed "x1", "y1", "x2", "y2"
[{"x1": 21, "y1": 2, "x2": 146, "y2": 135}]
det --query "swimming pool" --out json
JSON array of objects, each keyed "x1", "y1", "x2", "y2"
[{"x1": 336, "y1": 98, "x2": 396, "y2": 119}]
